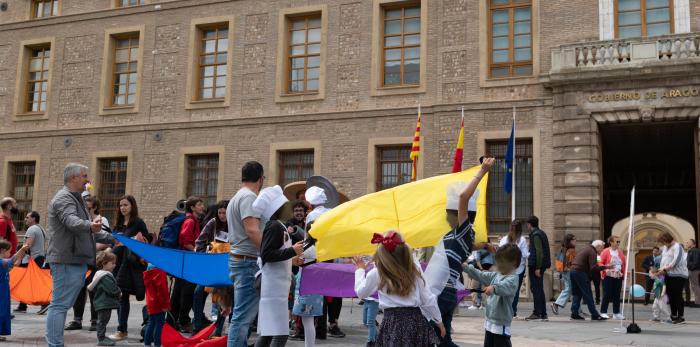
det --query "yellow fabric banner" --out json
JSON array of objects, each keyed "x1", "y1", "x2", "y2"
[{"x1": 310, "y1": 166, "x2": 489, "y2": 261}]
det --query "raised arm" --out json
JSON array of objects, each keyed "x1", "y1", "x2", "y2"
[{"x1": 457, "y1": 158, "x2": 495, "y2": 226}]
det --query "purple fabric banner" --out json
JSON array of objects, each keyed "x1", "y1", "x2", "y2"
[
  {"x1": 299, "y1": 263, "x2": 362, "y2": 298},
  {"x1": 299, "y1": 262, "x2": 470, "y2": 300}
]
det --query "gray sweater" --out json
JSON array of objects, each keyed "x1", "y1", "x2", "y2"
[
  {"x1": 47, "y1": 187, "x2": 96, "y2": 266},
  {"x1": 465, "y1": 264, "x2": 519, "y2": 327}
]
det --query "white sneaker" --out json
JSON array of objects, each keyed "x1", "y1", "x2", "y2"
[
  {"x1": 600, "y1": 313, "x2": 609, "y2": 319},
  {"x1": 613, "y1": 313, "x2": 625, "y2": 320},
  {"x1": 467, "y1": 305, "x2": 479, "y2": 310}
]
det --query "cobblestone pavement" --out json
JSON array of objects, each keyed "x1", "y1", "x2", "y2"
[{"x1": 6, "y1": 299, "x2": 699, "y2": 346}]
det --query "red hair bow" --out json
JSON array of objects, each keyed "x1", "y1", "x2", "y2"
[{"x1": 371, "y1": 232, "x2": 404, "y2": 253}]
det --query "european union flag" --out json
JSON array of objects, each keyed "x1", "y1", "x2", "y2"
[{"x1": 504, "y1": 121, "x2": 515, "y2": 194}]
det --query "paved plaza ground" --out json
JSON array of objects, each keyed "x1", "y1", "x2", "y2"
[{"x1": 6, "y1": 299, "x2": 699, "y2": 346}]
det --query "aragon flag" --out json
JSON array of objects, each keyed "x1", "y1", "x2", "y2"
[{"x1": 452, "y1": 110, "x2": 465, "y2": 173}]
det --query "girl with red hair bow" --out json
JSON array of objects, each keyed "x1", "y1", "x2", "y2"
[{"x1": 353, "y1": 231, "x2": 445, "y2": 347}]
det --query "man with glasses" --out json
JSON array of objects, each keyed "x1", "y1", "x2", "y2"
[
  {"x1": 226, "y1": 161, "x2": 265, "y2": 347},
  {"x1": 45, "y1": 163, "x2": 102, "y2": 347}
]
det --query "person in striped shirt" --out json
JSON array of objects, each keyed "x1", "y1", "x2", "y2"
[{"x1": 434, "y1": 158, "x2": 494, "y2": 347}]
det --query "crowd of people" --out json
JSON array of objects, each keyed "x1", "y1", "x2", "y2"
[{"x1": 0, "y1": 159, "x2": 696, "y2": 347}]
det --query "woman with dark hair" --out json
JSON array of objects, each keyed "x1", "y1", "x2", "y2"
[
  {"x1": 599, "y1": 235, "x2": 626, "y2": 320},
  {"x1": 109, "y1": 195, "x2": 149, "y2": 341},
  {"x1": 551, "y1": 234, "x2": 577, "y2": 314},
  {"x1": 498, "y1": 219, "x2": 529, "y2": 318},
  {"x1": 193, "y1": 200, "x2": 230, "y2": 333},
  {"x1": 654, "y1": 232, "x2": 689, "y2": 324}
]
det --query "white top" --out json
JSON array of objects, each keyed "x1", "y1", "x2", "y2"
[
  {"x1": 484, "y1": 319, "x2": 511, "y2": 337},
  {"x1": 354, "y1": 267, "x2": 442, "y2": 322},
  {"x1": 499, "y1": 235, "x2": 529, "y2": 275},
  {"x1": 660, "y1": 242, "x2": 688, "y2": 278}
]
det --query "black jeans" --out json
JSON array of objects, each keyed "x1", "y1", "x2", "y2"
[
  {"x1": 570, "y1": 270, "x2": 600, "y2": 317},
  {"x1": 528, "y1": 268, "x2": 546, "y2": 317},
  {"x1": 511, "y1": 272, "x2": 525, "y2": 316},
  {"x1": 601, "y1": 277, "x2": 622, "y2": 314},
  {"x1": 327, "y1": 297, "x2": 342, "y2": 325},
  {"x1": 484, "y1": 331, "x2": 511, "y2": 347},
  {"x1": 73, "y1": 270, "x2": 97, "y2": 324},
  {"x1": 435, "y1": 287, "x2": 459, "y2": 347},
  {"x1": 591, "y1": 271, "x2": 601, "y2": 302},
  {"x1": 170, "y1": 278, "x2": 197, "y2": 326},
  {"x1": 645, "y1": 276, "x2": 654, "y2": 304},
  {"x1": 117, "y1": 293, "x2": 130, "y2": 333},
  {"x1": 666, "y1": 276, "x2": 685, "y2": 318},
  {"x1": 96, "y1": 309, "x2": 112, "y2": 341}
]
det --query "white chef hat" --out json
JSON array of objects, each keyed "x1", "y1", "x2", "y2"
[
  {"x1": 305, "y1": 186, "x2": 327, "y2": 206},
  {"x1": 446, "y1": 181, "x2": 468, "y2": 210},
  {"x1": 252, "y1": 185, "x2": 289, "y2": 221}
]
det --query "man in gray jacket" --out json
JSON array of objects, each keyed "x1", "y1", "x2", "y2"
[{"x1": 45, "y1": 163, "x2": 102, "y2": 347}]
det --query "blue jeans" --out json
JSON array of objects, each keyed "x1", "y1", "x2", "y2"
[
  {"x1": 227, "y1": 257, "x2": 260, "y2": 347},
  {"x1": 144, "y1": 312, "x2": 165, "y2": 346},
  {"x1": 46, "y1": 263, "x2": 87, "y2": 347},
  {"x1": 362, "y1": 300, "x2": 379, "y2": 342},
  {"x1": 555, "y1": 272, "x2": 572, "y2": 308},
  {"x1": 571, "y1": 270, "x2": 600, "y2": 317},
  {"x1": 511, "y1": 271, "x2": 525, "y2": 316}
]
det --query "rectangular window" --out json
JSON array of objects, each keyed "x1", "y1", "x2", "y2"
[
  {"x1": 485, "y1": 139, "x2": 533, "y2": 235},
  {"x1": 382, "y1": 4, "x2": 421, "y2": 86},
  {"x1": 198, "y1": 25, "x2": 228, "y2": 100},
  {"x1": 287, "y1": 15, "x2": 321, "y2": 94},
  {"x1": 489, "y1": 0, "x2": 532, "y2": 78},
  {"x1": 376, "y1": 146, "x2": 412, "y2": 191},
  {"x1": 278, "y1": 150, "x2": 314, "y2": 187},
  {"x1": 616, "y1": 0, "x2": 673, "y2": 38},
  {"x1": 186, "y1": 154, "x2": 219, "y2": 206},
  {"x1": 117, "y1": 0, "x2": 145, "y2": 7},
  {"x1": 25, "y1": 46, "x2": 50, "y2": 113},
  {"x1": 32, "y1": 0, "x2": 58, "y2": 18},
  {"x1": 111, "y1": 34, "x2": 139, "y2": 107},
  {"x1": 9, "y1": 162, "x2": 35, "y2": 233},
  {"x1": 98, "y1": 158, "x2": 128, "y2": 225}
]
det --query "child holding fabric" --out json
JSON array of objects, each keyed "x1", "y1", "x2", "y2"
[
  {"x1": 353, "y1": 231, "x2": 445, "y2": 347},
  {"x1": 0, "y1": 240, "x2": 29, "y2": 342},
  {"x1": 464, "y1": 243, "x2": 521, "y2": 347}
]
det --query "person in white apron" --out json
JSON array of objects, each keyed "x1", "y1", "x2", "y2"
[{"x1": 252, "y1": 186, "x2": 304, "y2": 347}]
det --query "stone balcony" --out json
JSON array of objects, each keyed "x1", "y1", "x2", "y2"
[{"x1": 550, "y1": 32, "x2": 700, "y2": 80}]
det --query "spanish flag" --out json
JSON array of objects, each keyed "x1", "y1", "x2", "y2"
[
  {"x1": 452, "y1": 108, "x2": 464, "y2": 173},
  {"x1": 409, "y1": 105, "x2": 421, "y2": 181}
]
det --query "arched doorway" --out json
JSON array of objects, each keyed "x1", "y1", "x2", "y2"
[{"x1": 611, "y1": 213, "x2": 695, "y2": 285}]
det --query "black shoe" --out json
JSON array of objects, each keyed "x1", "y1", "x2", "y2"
[
  {"x1": 65, "y1": 320, "x2": 82, "y2": 330},
  {"x1": 13, "y1": 304, "x2": 27, "y2": 313},
  {"x1": 289, "y1": 332, "x2": 305, "y2": 341},
  {"x1": 595, "y1": 300, "x2": 600, "y2": 305},
  {"x1": 328, "y1": 324, "x2": 346, "y2": 338},
  {"x1": 366, "y1": 342, "x2": 376, "y2": 347},
  {"x1": 89, "y1": 322, "x2": 97, "y2": 331},
  {"x1": 202, "y1": 317, "x2": 214, "y2": 326},
  {"x1": 37, "y1": 305, "x2": 49, "y2": 315},
  {"x1": 591, "y1": 315, "x2": 607, "y2": 321},
  {"x1": 570, "y1": 314, "x2": 585, "y2": 320},
  {"x1": 524, "y1": 313, "x2": 540, "y2": 321},
  {"x1": 179, "y1": 322, "x2": 193, "y2": 334},
  {"x1": 673, "y1": 317, "x2": 686, "y2": 324},
  {"x1": 540, "y1": 315, "x2": 549, "y2": 322}
]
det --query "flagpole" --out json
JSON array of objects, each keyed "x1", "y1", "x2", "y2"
[{"x1": 511, "y1": 106, "x2": 516, "y2": 221}]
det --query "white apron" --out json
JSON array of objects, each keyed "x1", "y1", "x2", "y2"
[{"x1": 258, "y1": 221, "x2": 293, "y2": 336}]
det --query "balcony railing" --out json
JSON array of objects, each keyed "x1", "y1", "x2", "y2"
[{"x1": 551, "y1": 32, "x2": 700, "y2": 72}]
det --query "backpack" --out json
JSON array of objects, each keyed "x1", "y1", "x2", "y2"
[
  {"x1": 555, "y1": 249, "x2": 566, "y2": 272},
  {"x1": 157, "y1": 211, "x2": 188, "y2": 249}
]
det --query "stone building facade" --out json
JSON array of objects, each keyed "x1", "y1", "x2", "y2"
[{"x1": 1, "y1": 0, "x2": 699, "y2": 271}]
